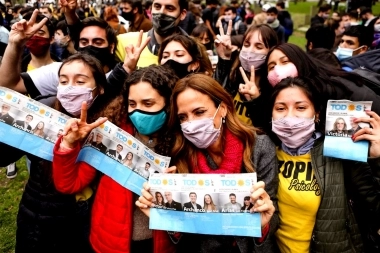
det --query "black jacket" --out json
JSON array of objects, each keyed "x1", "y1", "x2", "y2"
[{"x1": 310, "y1": 138, "x2": 380, "y2": 252}]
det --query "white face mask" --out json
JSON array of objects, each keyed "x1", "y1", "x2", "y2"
[
  {"x1": 57, "y1": 86, "x2": 97, "y2": 116},
  {"x1": 180, "y1": 105, "x2": 222, "y2": 149},
  {"x1": 375, "y1": 24, "x2": 380, "y2": 32}
]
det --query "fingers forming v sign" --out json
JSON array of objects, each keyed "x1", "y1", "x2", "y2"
[
  {"x1": 238, "y1": 66, "x2": 260, "y2": 101},
  {"x1": 10, "y1": 9, "x2": 47, "y2": 45},
  {"x1": 62, "y1": 102, "x2": 108, "y2": 149},
  {"x1": 123, "y1": 30, "x2": 151, "y2": 73},
  {"x1": 215, "y1": 20, "x2": 232, "y2": 60},
  {"x1": 60, "y1": 0, "x2": 77, "y2": 11}
]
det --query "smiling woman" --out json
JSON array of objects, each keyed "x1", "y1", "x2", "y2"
[
  {"x1": 0, "y1": 53, "x2": 108, "y2": 253},
  {"x1": 158, "y1": 34, "x2": 213, "y2": 78},
  {"x1": 53, "y1": 65, "x2": 179, "y2": 253}
]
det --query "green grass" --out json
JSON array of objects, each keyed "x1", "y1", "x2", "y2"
[
  {"x1": 0, "y1": 157, "x2": 28, "y2": 253},
  {"x1": 288, "y1": 31, "x2": 308, "y2": 49}
]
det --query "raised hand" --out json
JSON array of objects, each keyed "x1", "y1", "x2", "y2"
[
  {"x1": 215, "y1": 20, "x2": 232, "y2": 60},
  {"x1": 60, "y1": 0, "x2": 77, "y2": 12},
  {"x1": 62, "y1": 101, "x2": 107, "y2": 149},
  {"x1": 136, "y1": 182, "x2": 154, "y2": 217},
  {"x1": 250, "y1": 181, "x2": 275, "y2": 229},
  {"x1": 9, "y1": 9, "x2": 47, "y2": 46},
  {"x1": 123, "y1": 30, "x2": 151, "y2": 74},
  {"x1": 352, "y1": 111, "x2": 380, "y2": 158},
  {"x1": 239, "y1": 66, "x2": 260, "y2": 101}
]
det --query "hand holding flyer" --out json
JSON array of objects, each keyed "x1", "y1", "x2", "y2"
[
  {"x1": 323, "y1": 100, "x2": 373, "y2": 162},
  {"x1": 352, "y1": 110, "x2": 380, "y2": 158},
  {"x1": 0, "y1": 87, "x2": 171, "y2": 195},
  {"x1": 147, "y1": 173, "x2": 263, "y2": 237}
]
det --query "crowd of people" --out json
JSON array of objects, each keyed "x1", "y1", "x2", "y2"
[{"x1": 0, "y1": 0, "x2": 379, "y2": 252}]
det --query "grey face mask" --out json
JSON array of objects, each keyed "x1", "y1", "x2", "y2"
[{"x1": 152, "y1": 13, "x2": 179, "y2": 36}]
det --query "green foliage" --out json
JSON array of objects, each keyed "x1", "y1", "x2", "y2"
[
  {"x1": 0, "y1": 157, "x2": 28, "y2": 253},
  {"x1": 288, "y1": 32, "x2": 308, "y2": 50}
]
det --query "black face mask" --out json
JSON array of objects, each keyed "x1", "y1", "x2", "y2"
[
  {"x1": 121, "y1": 11, "x2": 134, "y2": 21},
  {"x1": 204, "y1": 42, "x2": 213, "y2": 51},
  {"x1": 162, "y1": 59, "x2": 192, "y2": 79},
  {"x1": 78, "y1": 46, "x2": 114, "y2": 66},
  {"x1": 152, "y1": 13, "x2": 179, "y2": 37}
]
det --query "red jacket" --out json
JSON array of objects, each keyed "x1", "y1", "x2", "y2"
[{"x1": 52, "y1": 124, "x2": 175, "y2": 253}]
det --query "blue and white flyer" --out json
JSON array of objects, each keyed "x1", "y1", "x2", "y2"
[
  {"x1": 0, "y1": 87, "x2": 70, "y2": 161},
  {"x1": 0, "y1": 87, "x2": 171, "y2": 195},
  {"x1": 149, "y1": 173, "x2": 262, "y2": 237},
  {"x1": 324, "y1": 100, "x2": 372, "y2": 162},
  {"x1": 78, "y1": 123, "x2": 171, "y2": 194}
]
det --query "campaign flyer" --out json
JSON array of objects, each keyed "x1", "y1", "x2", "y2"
[
  {"x1": 149, "y1": 173, "x2": 262, "y2": 237},
  {"x1": 0, "y1": 87, "x2": 171, "y2": 195},
  {"x1": 323, "y1": 100, "x2": 372, "y2": 162},
  {"x1": 77, "y1": 122, "x2": 171, "y2": 194}
]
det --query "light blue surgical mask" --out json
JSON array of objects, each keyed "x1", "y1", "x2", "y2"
[
  {"x1": 335, "y1": 46, "x2": 365, "y2": 61},
  {"x1": 128, "y1": 108, "x2": 167, "y2": 136},
  {"x1": 335, "y1": 46, "x2": 354, "y2": 61}
]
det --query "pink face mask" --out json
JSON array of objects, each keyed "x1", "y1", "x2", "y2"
[
  {"x1": 267, "y1": 63, "x2": 298, "y2": 87},
  {"x1": 272, "y1": 116, "x2": 315, "y2": 148},
  {"x1": 57, "y1": 85, "x2": 97, "y2": 116},
  {"x1": 180, "y1": 105, "x2": 221, "y2": 149}
]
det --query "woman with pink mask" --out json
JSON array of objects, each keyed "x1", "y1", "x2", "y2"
[
  {"x1": 262, "y1": 43, "x2": 380, "y2": 131},
  {"x1": 214, "y1": 24, "x2": 278, "y2": 131},
  {"x1": 270, "y1": 76, "x2": 380, "y2": 252}
]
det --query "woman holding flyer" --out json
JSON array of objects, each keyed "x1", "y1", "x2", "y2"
[
  {"x1": 137, "y1": 74, "x2": 279, "y2": 252},
  {"x1": 0, "y1": 54, "x2": 108, "y2": 252},
  {"x1": 53, "y1": 65, "x2": 179, "y2": 253},
  {"x1": 262, "y1": 43, "x2": 380, "y2": 129},
  {"x1": 270, "y1": 77, "x2": 380, "y2": 252}
]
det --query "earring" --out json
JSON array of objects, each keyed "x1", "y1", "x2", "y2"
[{"x1": 222, "y1": 117, "x2": 225, "y2": 123}]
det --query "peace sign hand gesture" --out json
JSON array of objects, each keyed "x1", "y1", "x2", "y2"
[
  {"x1": 9, "y1": 9, "x2": 47, "y2": 46},
  {"x1": 215, "y1": 20, "x2": 232, "y2": 60},
  {"x1": 60, "y1": 0, "x2": 77, "y2": 12},
  {"x1": 238, "y1": 66, "x2": 260, "y2": 101},
  {"x1": 61, "y1": 102, "x2": 108, "y2": 149},
  {"x1": 123, "y1": 30, "x2": 151, "y2": 74}
]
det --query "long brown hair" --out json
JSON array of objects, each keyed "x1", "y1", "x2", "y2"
[
  {"x1": 169, "y1": 74, "x2": 258, "y2": 173},
  {"x1": 158, "y1": 34, "x2": 213, "y2": 76},
  {"x1": 230, "y1": 24, "x2": 278, "y2": 82}
]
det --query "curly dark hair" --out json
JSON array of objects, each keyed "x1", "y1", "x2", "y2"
[{"x1": 103, "y1": 65, "x2": 178, "y2": 156}]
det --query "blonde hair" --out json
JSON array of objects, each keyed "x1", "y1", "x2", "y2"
[{"x1": 169, "y1": 74, "x2": 258, "y2": 173}]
